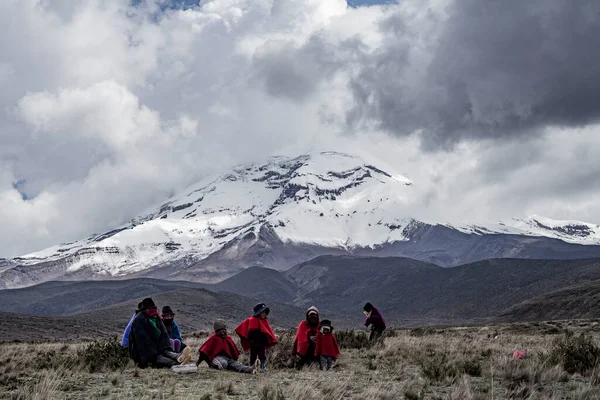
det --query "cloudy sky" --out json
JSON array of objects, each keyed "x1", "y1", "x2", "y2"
[{"x1": 1, "y1": 0, "x2": 599, "y2": 257}]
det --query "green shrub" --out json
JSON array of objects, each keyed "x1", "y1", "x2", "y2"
[
  {"x1": 547, "y1": 331, "x2": 600, "y2": 375},
  {"x1": 335, "y1": 329, "x2": 374, "y2": 350},
  {"x1": 77, "y1": 336, "x2": 130, "y2": 373},
  {"x1": 417, "y1": 349, "x2": 482, "y2": 381},
  {"x1": 409, "y1": 327, "x2": 437, "y2": 337},
  {"x1": 266, "y1": 330, "x2": 296, "y2": 370}
]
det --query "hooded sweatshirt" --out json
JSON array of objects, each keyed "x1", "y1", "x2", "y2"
[
  {"x1": 292, "y1": 306, "x2": 320, "y2": 358},
  {"x1": 364, "y1": 305, "x2": 386, "y2": 331}
]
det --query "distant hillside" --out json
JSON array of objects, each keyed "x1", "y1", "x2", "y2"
[
  {"x1": 213, "y1": 256, "x2": 600, "y2": 323},
  {"x1": 0, "y1": 278, "x2": 209, "y2": 316},
  {"x1": 214, "y1": 266, "x2": 297, "y2": 303},
  {"x1": 497, "y1": 280, "x2": 600, "y2": 322},
  {"x1": 285, "y1": 256, "x2": 600, "y2": 321},
  {"x1": 4, "y1": 256, "x2": 600, "y2": 339},
  {"x1": 0, "y1": 288, "x2": 308, "y2": 342}
]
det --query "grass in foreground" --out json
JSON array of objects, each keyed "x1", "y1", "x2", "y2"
[{"x1": 2, "y1": 321, "x2": 600, "y2": 399}]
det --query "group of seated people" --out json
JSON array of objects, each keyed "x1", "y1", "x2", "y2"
[{"x1": 122, "y1": 297, "x2": 386, "y2": 374}]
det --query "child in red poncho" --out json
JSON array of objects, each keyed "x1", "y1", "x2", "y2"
[
  {"x1": 197, "y1": 319, "x2": 254, "y2": 373},
  {"x1": 291, "y1": 306, "x2": 321, "y2": 368},
  {"x1": 315, "y1": 319, "x2": 340, "y2": 371},
  {"x1": 235, "y1": 303, "x2": 278, "y2": 372}
]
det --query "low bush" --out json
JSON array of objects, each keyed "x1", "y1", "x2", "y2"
[
  {"x1": 547, "y1": 331, "x2": 600, "y2": 375},
  {"x1": 335, "y1": 329, "x2": 374, "y2": 350},
  {"x1": 77, "y1": 336, "x2": 129, "y2": 373}
]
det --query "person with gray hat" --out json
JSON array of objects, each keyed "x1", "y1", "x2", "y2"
[{"x1": 197, "y1": 319, "x2": 254, "y2": 374}]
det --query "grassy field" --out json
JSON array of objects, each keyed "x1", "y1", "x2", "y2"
[{"x1": 2, "y1": 320, "x2": 600, "y2": 399}]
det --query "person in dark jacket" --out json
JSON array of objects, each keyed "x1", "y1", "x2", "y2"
[
  {"x1": 363, "y1": 302, "x2": 386, "y2": 341},
  {"x1": 162, "y1": 306, "x2": 186, "y2": 352},
  {"x1": 128, "y1": 297, "x2": 189, "y2": 368},
  {"x1": 291, "y1": 306, "x2": 320, "y2": 368}
]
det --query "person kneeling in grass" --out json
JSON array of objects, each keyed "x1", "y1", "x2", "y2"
[{"x1": 197, "y1": 319, "x2": 254, "y2": 374}]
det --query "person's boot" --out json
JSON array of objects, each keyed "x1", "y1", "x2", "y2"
[
  {"x1": 260, "y1": 359, "x2": 266, "y2": 373},
  {"x1": 177, "y1": 346, "x2": 192, "y2": 364}
]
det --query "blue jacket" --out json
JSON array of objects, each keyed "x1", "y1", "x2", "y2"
[
  {"x1": 167, "y1": 321, "x2": 184, "y2": 342},
  {"x1": 121, "y1": 312, "x2": 137, "y2": 347}
]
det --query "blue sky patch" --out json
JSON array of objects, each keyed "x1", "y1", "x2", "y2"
[{"x1": 12, "y1": 179, "x2": 29, "y2": 201}]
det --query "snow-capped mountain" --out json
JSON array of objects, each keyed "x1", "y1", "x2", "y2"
[{"x1": 2, "y1": 151, "x2": 600, "y2": 289}]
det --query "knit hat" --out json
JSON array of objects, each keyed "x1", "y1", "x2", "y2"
[
  {"x1": 140, "y1": 297, "x2": 157, "y2": 310},
  {"x1": 253, "y1": 303, "x2": 270, "y2": 317},
  {"x1": 214, "y1": 319, "x2": 227, "y2": 332},
  {"x1": 363, "y1": 302, "x2": 374, "y2": 312},
  {"x1": 162, "y1": 306, "x2": 174, "y2": 316}
]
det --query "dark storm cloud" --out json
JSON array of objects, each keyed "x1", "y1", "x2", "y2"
[
  {"x1": 349, "y1": 0, "x2": 600, "y2": 147},
  {"x1": 252, "y1": 35, "x2": 364, "y2": 102}
]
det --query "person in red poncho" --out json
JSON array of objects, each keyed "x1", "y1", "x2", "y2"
[
  {"x1": 235, "y1": 303, "x2": 278, "y2": 373},
  {"x1": 315, "y1": 319, "x2": 340, "y2": 370},
  {"x1": 291, "y1": 306, "x2": 321, "y2": 368},
  {"x1": 196, "y1": 319, "x2": 254, "y2": 373}
]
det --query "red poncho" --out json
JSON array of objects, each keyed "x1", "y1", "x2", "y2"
[
  {"x1": 292, "y1": 320, "x2": 319, "y2": 357},
  {"x1": 234, "y1": 316, "x2": 278, "y2": 352},
  {"x1": 315, "y1": 332, "x2": 340, "y2": 359},
  {"x1": 199, "y1": 334, "x2": 240, "y2": 362}
]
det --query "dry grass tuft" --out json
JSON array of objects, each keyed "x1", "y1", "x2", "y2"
[
  {"x1": 10, "y1": 369, "x2": 62, "y2": 400},
  {"x1": 257, "y1": 381, "x2": 286, "y2": 400}
]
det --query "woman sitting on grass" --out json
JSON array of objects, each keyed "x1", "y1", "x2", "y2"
[
  {"x1": 197, "y1": 319, "x2": 254, "y2": 374},
  {"x1": 128, "y1": 297, "x2": 191, "y2": 368},
  {"x1": 162, "y1": 306, "x2": 186, "y2": 352}
]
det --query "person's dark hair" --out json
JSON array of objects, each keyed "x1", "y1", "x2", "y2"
[{"x1": 363, "y1": 302, "x2": 374, "y2": 312}]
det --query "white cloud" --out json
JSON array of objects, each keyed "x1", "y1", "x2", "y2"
[{"x1": 0, "y1": 0, "x2": 599, "y2": 257}]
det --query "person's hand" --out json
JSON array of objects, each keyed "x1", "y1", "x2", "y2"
[{"x1": 309, "y1": 335, "x2": 317, "y2": 342}]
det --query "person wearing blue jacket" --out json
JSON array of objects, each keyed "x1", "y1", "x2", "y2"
[
  {"x1": 121, "y1": 302, "x2": 142, "y2": 347},
  {"x1": 162, "y1": 306, "x2": 186, "y2": 352}
]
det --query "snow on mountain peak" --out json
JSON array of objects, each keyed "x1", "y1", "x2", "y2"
[
  {"x1": 455, "y1": 215, "x2": 600, "y2": 245},
  {"x1": 15, "y1": 152, "x2": 415, "y2": 275},
  {"x1": 11, "y1": 151, "x2": 600, "y2": 284}
]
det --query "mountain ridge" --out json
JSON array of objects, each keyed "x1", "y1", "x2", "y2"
[{"x1": 2, "y1": 151, "x2": 600, "y2": 289}]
